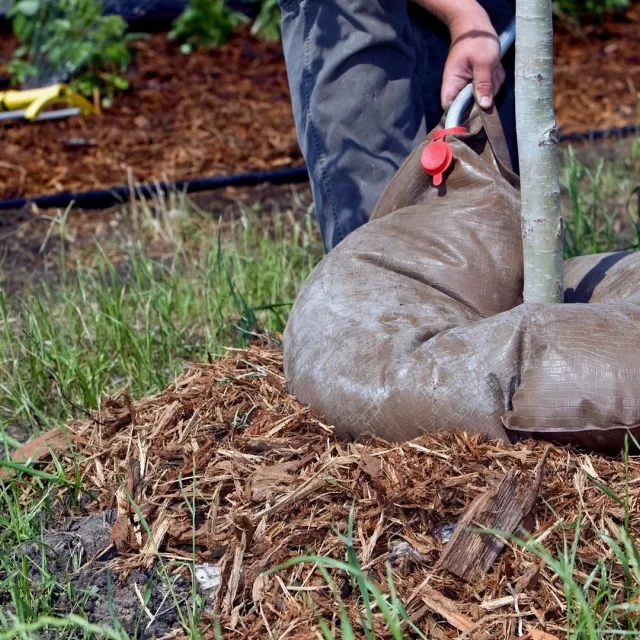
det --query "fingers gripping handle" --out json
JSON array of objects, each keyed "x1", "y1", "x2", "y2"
[
  {"x1": 445, "y1": 18, "x2": 516, "y2": 130},
  {"x1": 421, "y1": 18, "x2": 516, "y2": 186}
]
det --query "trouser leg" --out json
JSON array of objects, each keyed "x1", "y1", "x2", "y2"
[
  {"x1": 280, "y1": 0, "x2": 516, "y2": 252},
  {"x1": 279, "y1": 0, "x2": 427, "y2": 252}
]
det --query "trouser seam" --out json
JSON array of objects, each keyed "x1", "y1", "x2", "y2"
[{"x1": 302, "y1": 0, "x2": 344, "y2": 247}]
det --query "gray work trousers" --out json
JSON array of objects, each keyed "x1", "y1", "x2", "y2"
[{"x1": 279, "y1": 0, "x2": 517, "y2": 252}]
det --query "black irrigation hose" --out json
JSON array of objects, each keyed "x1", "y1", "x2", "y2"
[
  {"x1": 0, "y1": 166, "x2": 310, "y2": 211},
  {"x1": 0, "y1": 122, "x2": 636, "y2": 212},
  {"x1": 558, "y1": 123, "x2": 639, "y2": 143}
]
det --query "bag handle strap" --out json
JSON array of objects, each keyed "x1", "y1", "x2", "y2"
[{"x1": 476, "y1": 105, "x2": 514, "y2": 173}]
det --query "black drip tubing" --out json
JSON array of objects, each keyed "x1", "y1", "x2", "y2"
[
  {"x1": 0, "y1": 166, "x2": 309, "y2": 211},
  {"x1": 0, "y1": 122, "x2": 636, "y2": 212},
  {"x1": 558, "y1": 123, "x2": 639, "y2": 143}
]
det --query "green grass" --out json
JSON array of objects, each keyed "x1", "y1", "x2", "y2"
[
  {"x1": 561, "y1": 139, "x2": 640, "y2": 258},
  {"x1": 0, "y1": 203, "x2": 321, "y2": 444},
  {"x1": 0, "y1": 141, "x2": 639, "y2": 638}
]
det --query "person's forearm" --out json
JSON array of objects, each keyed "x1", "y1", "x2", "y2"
[{"x1": 410, "y1": 0, "x2": 491, "y2": 30}]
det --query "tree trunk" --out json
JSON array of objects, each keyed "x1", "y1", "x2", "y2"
[{"x1": 515, "y1": 0, "x2": 564, "y2": 303}]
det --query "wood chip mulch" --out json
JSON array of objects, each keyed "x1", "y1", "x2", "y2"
[
  {"x1": 1, "y1": 4, "x2": 639, "y2": 199},
  {"x1": 554, "y1": 3, "x2": 640, "y2": 133},
  {"x1": 0, "y1": 29, "x2": 301, "y2": 200},
  {"x1": 19, "y1": 345, "x2": 640, "y2": 639}
]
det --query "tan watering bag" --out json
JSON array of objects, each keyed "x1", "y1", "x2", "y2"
[{"x1": 284, "y1": 107, "x2": 640, "y2": 453}]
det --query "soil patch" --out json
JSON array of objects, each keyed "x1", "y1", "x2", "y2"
[
  {"x1": 1, "y1": 6, "x2": 639, "y2": 199},
  {"x1": 14, "y1": 345, "x2": 639, "y2": 639},
  {"x1": 12, "y1": 511, "x2": 194, "y2": 638}
]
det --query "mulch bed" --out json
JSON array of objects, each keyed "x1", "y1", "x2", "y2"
[
  {"x1": 12, "y1": 345, "x2": 639, "y2": 639},
  {"x1": 0, "y1": 29, "x2": 300, "y2": 200},
  {"x1": 1, "y1": 5, "x2": 640, "y2": 200},
  {"x1": 554, "y1": 4, "x2": 640, "y2": 133}
]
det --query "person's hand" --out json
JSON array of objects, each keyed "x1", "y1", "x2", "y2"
[{"x1": 441, "y1": 14, "x2": 505, "y2": 111}]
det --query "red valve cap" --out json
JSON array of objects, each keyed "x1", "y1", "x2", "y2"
[
  {"x1": 420, "y1": 126, "x2": 467, "y2": 186},
  {"x1": 421, "y1": 140, "x2": 453, "y2": 186}
]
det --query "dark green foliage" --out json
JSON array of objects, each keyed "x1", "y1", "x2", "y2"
[
  {"x1": 553, "y1": 0, "x2": 629, "y2": 23},
  {"x1": 170, "y1": 0, "x2": 281, "y2": 52},
  {"x1": 169, "y1": 0, "x2": 248, "y2": 52},
  {"x1": 250, "y1": 0, "x2": 281, "y2": 41},
  {"x1": 8, "y1": 0, "x2": 133, "y2": 104}
]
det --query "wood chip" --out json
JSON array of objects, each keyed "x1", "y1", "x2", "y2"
[
  {"x1": 111, "y1": 513, "x2": 134, "y2": 553},
  {"x1": 420, "y1": 584, "x2": 475, "y2": 633},
  {"x1": 525, "y1": 628, "x2": 561, "y2": 640},
  {"x1": 0, "y1": 428, "x2": 70, "y2": 479},
  {"x1": 223, "y1": 535, "x2": 247, "y2": 616},
  {"x1": 515, "y1": 563, "x2": 541, "y2": 593},
  {"x1": 438, "y1": 449, "x2": 549, "y2": 583}
]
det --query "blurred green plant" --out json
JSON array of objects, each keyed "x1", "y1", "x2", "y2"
[
  {"x1": 169, "y1": 0, "x2": 248, "y2": 53},
  {"x1": 250, "y1": 0, "x2": 281, "y2": 41},
  {"x1": 8, "y1": 0, "x2": 134, "y2": 105},
  {"x1": 170, "y1": 0, "x2": 281, "y2": 52},
  {"x1": 553, "y1": 0, "x2": 629, "y2": 24}
]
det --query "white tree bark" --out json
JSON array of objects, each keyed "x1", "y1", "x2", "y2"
[{"x1": 515, "y1": 0, "x2": 564, "y2": 303}]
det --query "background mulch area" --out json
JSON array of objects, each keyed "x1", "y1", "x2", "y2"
[
  {"x1": 0, "y1": 29, "x2": 301, "y2": 199},
  {"x1": 1, "y1": 5, "x2": 639, "y2": 199},
  {"x1": 554, "y1": 3, "x2": 640, "y2": 132}
]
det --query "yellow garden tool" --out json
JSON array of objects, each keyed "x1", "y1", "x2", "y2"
[{"x1": 0, "y1": 83, "x2": 94, "y2": 122}]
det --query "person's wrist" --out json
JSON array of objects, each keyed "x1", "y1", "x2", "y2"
[
  {"x1": 447, "y1": 7, "x2": 495, "y2": 40},
  {"x1": 410, "y1": 0, "x2": 492, "y2": 31}
]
